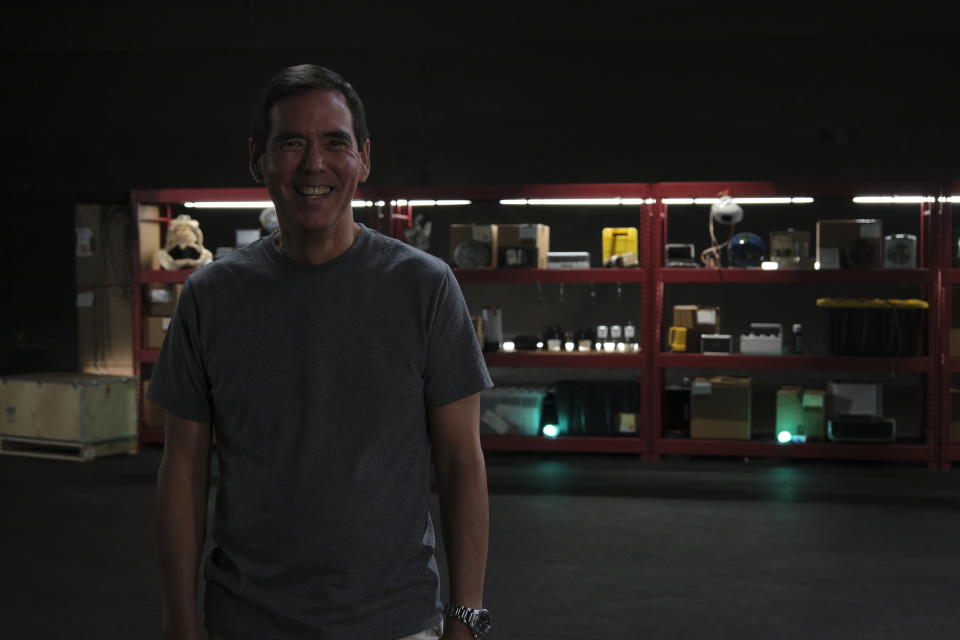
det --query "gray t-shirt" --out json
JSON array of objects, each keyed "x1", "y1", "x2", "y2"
[{"x1": 148, "y1": 223, "x2": 492, "y2": 640}]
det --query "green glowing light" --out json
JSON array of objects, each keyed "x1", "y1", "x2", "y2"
[
  {"x1": 543, "y1": 424, "x2": 559, "y2": 438},
  {"x1": 777, "y1": 430, "x2": 793, "y2": 444}
]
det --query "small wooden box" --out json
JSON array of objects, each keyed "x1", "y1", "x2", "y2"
[{"x1": 0, "y1": 373, "x2": 137, "y2": 454}]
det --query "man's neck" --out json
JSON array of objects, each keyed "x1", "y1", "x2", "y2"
[{"x1": 274, "y1": 221, "x2": 360, "y2": 266}]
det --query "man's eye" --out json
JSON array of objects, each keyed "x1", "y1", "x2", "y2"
[
  {"x1": 279, "y1": 140, "x2": 305, "y2": 149},
  {"x1": 327, "y1": 139, "x2": 348, "y2": 149}
]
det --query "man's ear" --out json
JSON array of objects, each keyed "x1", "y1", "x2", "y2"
[
  {"x1": 359, "y1": 138, "x2": 372, "y2": 183},
  {"x1": 249, "y1": 138, "x2": 264, "y2": 183}
]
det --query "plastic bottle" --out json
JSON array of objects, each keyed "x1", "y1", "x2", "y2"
[{"x1": 792, "y1": 323, "x2": 803, "y2": 355}]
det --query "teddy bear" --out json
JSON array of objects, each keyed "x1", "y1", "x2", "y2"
[{"x1": 156, "y1": 214, "x2": 214, "y2": 270}]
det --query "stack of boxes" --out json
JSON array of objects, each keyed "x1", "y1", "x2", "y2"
[
  {"x1": 75, "y1": 204, "x2": 142, "y2": 376},
  {"x1": 671, "y1": 305, "x2": 721, "y2": 353}
]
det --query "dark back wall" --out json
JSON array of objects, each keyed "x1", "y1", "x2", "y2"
[{"x1": 2, "y1": 4, "x2": 957, "y2": 372}]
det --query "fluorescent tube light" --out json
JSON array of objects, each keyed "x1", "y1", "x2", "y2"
[
  {"x1": 184, "y1": 200, "x2": 376, "y2": 209},
  {"x1": 854, "y1": 196, "x2": 960, "y2": 204},
  {"x1": 389, "y1": 199, "x2": 471, "y2": 207},
  {"x1": 184, "y1": 201, "x2": 274, "y2": 209},
  {"x1": 498, "y1": 197, "x2": 655, "y2": 206},
  {"x1": 406, "y1": 200, "x2": 472, "y2": 206},
  {"x1": 852, "y1": 196, "x2": 933, "y2": 204},
  {"x1": 661, "y1": 197, "x2": 813, "y2": 205}
]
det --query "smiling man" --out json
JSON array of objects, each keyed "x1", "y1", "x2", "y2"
[{"x1": 152, "y1": 65, "x2": 493, "y2": 640}]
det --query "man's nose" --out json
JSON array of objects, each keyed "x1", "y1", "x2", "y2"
[{"x1": 298, "y1": 144, "x2": 326, "y2": 173}]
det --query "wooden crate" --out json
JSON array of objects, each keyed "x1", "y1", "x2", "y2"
[
  {"x1": 0, "y1": 435, "x2": 137, "y2": 462},
  {"x1": 0, "y1": 373, "x2": 137, "y2": 460}
]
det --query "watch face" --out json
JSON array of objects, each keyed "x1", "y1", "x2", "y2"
[{"x1": 473, "y1": 610, "x2": 492, "y2": 634}]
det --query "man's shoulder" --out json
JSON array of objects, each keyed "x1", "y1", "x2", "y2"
[
  {"x1": 184, "y1": 239, "x2": 270, "y2": 289},
  {"x1": 363, "y1": 227, "x2": 451, "y2": 279}
]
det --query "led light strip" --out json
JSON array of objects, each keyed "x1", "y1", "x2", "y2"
[
  {"x1": 661, "y1": 197, "x2": 814, "y2": 205},
  {"x1": 499, "y1": 198, "x2": 656, "y2": 205},
  {"x1": 183, "y1": 200, "x2": 387, "y2": 208},
  {"x1": 389, "y1": 200, "x2": 472, "y2": 206},
  {"x1": 852, "y1": 196, "x2": 960, "y2": 204}
]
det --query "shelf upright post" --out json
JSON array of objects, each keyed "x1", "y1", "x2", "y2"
[
  {"x1": 645, "y1": 183, "x2": 667, "y2": 463},
  {"x1": 923, "y1": 198, "x2": 942, "y2": 469},
  {"x1": 129, "y1": 192, "x2": 141, "y2": 444},
  {"x1": 938, "y1": 192, "x2": 953, "y2": 469},
  {"x1": 639, "y1": 184, "x2": 655, "y2": 461}
]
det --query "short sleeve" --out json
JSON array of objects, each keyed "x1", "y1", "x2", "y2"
[
  {"x1": 423, "y1": 266, "x2": 493, "y2": 408},
  {"x1": 146, "y1": 279, "x2": 213, "y2": 423}
]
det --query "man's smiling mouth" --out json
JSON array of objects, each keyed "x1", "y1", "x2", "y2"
[{"x1": 295, "y1": 185, "x2": 333, "y2": 197}]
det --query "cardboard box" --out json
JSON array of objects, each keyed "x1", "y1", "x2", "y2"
[
  {"x1": 75, "y1": 205, "x2": 133, "y2": 286},
  {"x1": 690, "y1": 376, "x2": 751, "y2": 439},
  {"x1": 498, "y1": 223, "x2": 550, "y2": 269},
  {"x1": 952, "y1": 389, "x2": 960, "y2": 444},
  {"x1": 144, "y1": 283, "x2": 183, "y2": 316},
  {"x1": 450, "y1": 224, "x2": 498, "y2": 268},
  {"x1": 776, "y1": 386, "x2": 825, "y2": 440},
  {"x1": 77, "y1": 285, "x2": 134, "y2": 376},
  {"x1": 138, "y1": 204, "x2": 163, "y2": 270},
  {"x1": 816, "y1": 219, "x2": 883, "y2": 269},
  {"x1": 143, "y1": 317, "x2": 171, "y2": 349},
  {"x1": 951, "y1": 328, "x2": 960, "y2": 357},
  {"x1": 0, "y1": 373, "x2": 136, "y2": 442},
  {"x1": 670, "y1": 305, "x2": 720, "y2": 353},
  {"x1": 142, "y1": 378, "x2": 166, "y2": 431}
]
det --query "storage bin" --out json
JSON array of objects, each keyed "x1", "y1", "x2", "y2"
[
  {"x1": 554, "y1": 380, "x2": 639, "y2": 436},
  {"x1": 816, "y1": 298, "x2": 927, "y2": 356},
  {"x1": 479, "y1": 387, "x2": 546, "y2": 436}
]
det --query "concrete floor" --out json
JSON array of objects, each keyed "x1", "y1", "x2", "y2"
[{"x1": 1, "y1": 448, "x2": 959, "y2": 639}]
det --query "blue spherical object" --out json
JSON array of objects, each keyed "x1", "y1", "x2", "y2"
[{"x1": 728, "y1": 232, "x2": 766, "y2": 267}]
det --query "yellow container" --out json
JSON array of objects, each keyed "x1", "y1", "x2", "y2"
[{"x1": 602, "y1": 227, "x2": 639, "y2": 265}]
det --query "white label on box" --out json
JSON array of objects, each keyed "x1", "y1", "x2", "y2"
[
  {"x1": 75, "y1": 227, "x2": 94, "y2": 257},
  {"x1": 859, "y1": 224, "x2": 881, "y2": 239},
  {"x1": 819, "y1": 247, "x2": 840, "y2": 269},
  {"x1": 519, "y1": 225, "x2": 537, "y2": 240},
  {"x1": 150, "y1": 288, "x2": 172, "y2": 304},
  {"x1": 691, "y1": 380, "x2": 712, "y2": 396},
  {"x1": 235, "y1": 229, "x2": 261, "y2": 247},
  {"x1": 696, "y1": 309, "x2": 716, "y2": 325},
  {"x1": 162, "y1": 318, "x2": 171, "y2": 330},
  {"x1": 471, "y1": 225, "x2": 493, "y2": 242},
  {"x1": 76, "y1": 291, "x2": 95, "y2": 308},
  {"x1": 616, "y1": 414, "x2": 637, "y2": 433}
]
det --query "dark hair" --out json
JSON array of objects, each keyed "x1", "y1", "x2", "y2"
[{"x1": 250, "y1": 64, "x2": 369, "y2": 153}]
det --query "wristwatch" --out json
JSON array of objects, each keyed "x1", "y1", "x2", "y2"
[{"x1": 443, "y1": 602, "x2": 492, "y2": 637}]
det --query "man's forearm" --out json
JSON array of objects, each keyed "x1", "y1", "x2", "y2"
[
  {"x1": 436, "y1": 453, "x2": 489, "y2": 608},
  {"x1": 156, "y1": 455, "x2": 210, "y2": 639}
]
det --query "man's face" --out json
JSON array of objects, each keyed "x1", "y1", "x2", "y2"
[{"x1": 251, "y1": 89, "x2": 370, "y2": 235}]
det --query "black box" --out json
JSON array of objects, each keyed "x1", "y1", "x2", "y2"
[{"x1": 818, "y1": 299, "x2": 927, "y2": 356}]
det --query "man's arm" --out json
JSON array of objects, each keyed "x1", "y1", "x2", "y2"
[
  {"x1": 155, "y1": 411, "x2": 212, "y2": 640},
  {"x1": 428, "y1": 393, "x2": 489, "y2": 639}
]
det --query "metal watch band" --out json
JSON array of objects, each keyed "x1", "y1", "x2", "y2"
[{"x1": 443, "y1": 603, "x2": 490, "y2": 637}]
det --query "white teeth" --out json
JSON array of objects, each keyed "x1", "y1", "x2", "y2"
[{"x1": 297, "y1": 186, "x2": 332, "y2": 196}]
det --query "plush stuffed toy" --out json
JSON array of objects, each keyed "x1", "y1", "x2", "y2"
[{"x1": 157, "y1": 214, "x2": 213, "y2": 270}]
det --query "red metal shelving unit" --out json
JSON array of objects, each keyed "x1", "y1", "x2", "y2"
[
  {"x1": 660, "y1": 268, "x2": 935, "y2": 285},
  {"x1": 130, "y1": 181, "x2": 959, "y2": 467},
  {"x1": 456, "y1": 183, "x2": 652, "y2": 454},
  {"x1": 455, "y1": 269, "x2": 645, "y2": 284},
  {"x1": 659, "y1": 354, "x2": 933, "y2": 373},
  {"x1": 938, "y1": 183, "x2": 959, "y2": 467},
  {"x1": 484, "y1": 353, "x2": 643, "y2": 369},
  {"x1": 479, "y1": 435, "x2": 644, "y2": 454},
  {"x1": 648, "y1": 180, "x2": 944, "y2": 469}
]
